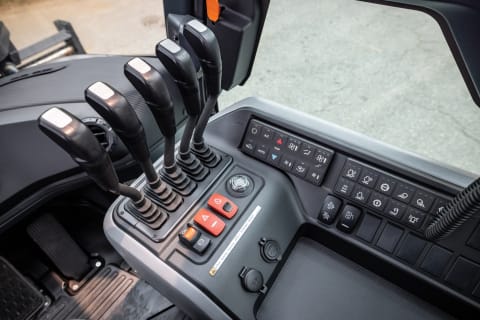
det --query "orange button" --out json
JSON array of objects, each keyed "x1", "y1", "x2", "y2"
[
  {"x1": 183, "y1": 226, "x2": 198, "y2": 241},
  {"x1": 194, "y1": 208, "x2": 225, "y2": 236},
  {"x1": 208, "y1": 193, "x2": 238, "y2": 219}
]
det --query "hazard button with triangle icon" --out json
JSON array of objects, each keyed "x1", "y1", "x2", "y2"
[{"x1": 194, "y1": 208, "x2": 225, "y2": 236}]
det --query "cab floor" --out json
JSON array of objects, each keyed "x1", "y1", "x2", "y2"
[{"x1": 0, "y1": 190, "x2": 190, "y2": 320}]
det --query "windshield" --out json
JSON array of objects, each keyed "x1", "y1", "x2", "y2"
[
  {"x1": 219, "y1": 0, "x2": 480, "y2": 175},
  {"x1": 2, "y1": 0, "x2": 479, "y2": 174},
  {"x1": 0, "y1": 0, "x2": 166, "y2": 56}
]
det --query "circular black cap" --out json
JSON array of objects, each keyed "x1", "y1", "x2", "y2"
[{"x1": 240, "y1": 268, "x2": 264, "y2": 293}]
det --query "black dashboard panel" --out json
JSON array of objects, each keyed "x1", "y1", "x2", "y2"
[
  {"x1": 0, "y1": 55, "x2": 187, "y2": 230},
  {"x1": 257, "y1": 237, "x2": 452, "y2": 320},
  {"x1": 239, "y1": 117, "x2": 480, "y2": 309},
  {"x1": 105, "y1": 98, "x2": 480, "y2": 319}
]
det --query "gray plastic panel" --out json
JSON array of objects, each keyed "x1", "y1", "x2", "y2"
[
  {"x1": 104, "y1": 98, "x2": 480, "y2": 319},
  {"x1": 257, "y1": 238, "x2": 453, "y2": 320}
]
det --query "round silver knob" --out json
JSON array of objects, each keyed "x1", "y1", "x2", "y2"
[
  {"x1": 227, "y1": 174, "x2": 253, "y2": 197},
  {"x1": 230, "y1": 175, "x2": 250, "y2": 192}
]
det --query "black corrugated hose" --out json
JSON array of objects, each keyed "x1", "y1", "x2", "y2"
[{"x1": 425, "y1": 177, "x2": 480, "y2": 240}]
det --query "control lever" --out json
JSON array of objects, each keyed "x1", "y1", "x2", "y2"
[
  {"x1": 84, "y1": 81, "x2": 182, "y2": 211},
  {"x1": 124, "y1": 57, "x2": 196, "y2": 195},
  {"x1": 38, "y1": 107, "x2": 167, "y2": 229},
  {"x1": 182, "y1": 18, "x2": 222, "y2": 167},
  {"x1": 156, "y1": 39, "x2": 209, "y2": 180}
]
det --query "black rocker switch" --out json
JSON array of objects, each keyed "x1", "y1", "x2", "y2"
[
  {"x1": 183, "y1": 18, "x2": 223, "y2": 167},
  {"x1": 156, "y1": 39, "x2": 209, "y2": 180},
  {"x1": 124, "y1": 57, "x2": 196, "y2": 196},
  {"x1": 85, "y1": 81, "x2": 182, "y2": 211},
  {"x1": 38, "y1": 107, "x2": 167, "y2": 229}
]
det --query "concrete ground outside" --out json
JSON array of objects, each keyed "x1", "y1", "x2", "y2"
[{"x1": 2, "y1": 0, "x2": 479, "y2": 175}]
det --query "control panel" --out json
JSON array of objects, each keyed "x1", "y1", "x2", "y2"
[
  {"x1": 115, "y1": 150, "x2": 233, "y2": 243},
  {"x1": 332, "y1": 159, "x2": 450, "y2": 231},
  {"x1": 169, "y1": 166, "x2": 265, "y2": 266},
  {"x1": 316, "y1": 191, "x2": 480, "y2": 304},
  {"x1": 106, "y1": 104, "x2": 480, "y2": 320},
  {"x1": 236, "y1": 116, "x2": 480, "y2": 311},
  {"x1": 241, "y1": 119, "x2": 335, "y2": 186}
]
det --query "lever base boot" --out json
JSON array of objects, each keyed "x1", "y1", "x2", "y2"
[
  {"x1": 176, "y1": 153, "x2": 209, "y2": 181},
  {"x1": 126, "y1": 198, "x2": 168, "y2": 230},
  {"x1": 160, "y1": 166, "x2": 196, "y2": 196},
  {"x1": 144, "y1": 179, "x2": 183, "y2": 212},
  {"x1": 191, "y1": 142, "x2": 221, "y2": 168}
]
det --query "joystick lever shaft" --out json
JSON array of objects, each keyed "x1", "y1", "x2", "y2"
[
  {"x1": 38, "y1": 107, "x2": 167, "y2": 229},
  {"x1": 124, "y1": 57, "x2": 197, "y2": 194},
  {"x1": 85, "y1": 81, "x2": 182, "y2": 211}
]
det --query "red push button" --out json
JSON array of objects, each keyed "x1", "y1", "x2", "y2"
[
  {"x1": 194, "y1": 208, "x2": 225, "y2": 236},
  {"x1": 208, "y1": 193, "x2": 238, "y2": 219}
]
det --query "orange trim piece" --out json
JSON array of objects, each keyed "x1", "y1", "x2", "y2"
[{"x1": 206, "y1": 0, "x2": 221, "y2": 22}]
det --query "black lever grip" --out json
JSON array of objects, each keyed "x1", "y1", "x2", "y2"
[
  {"x1": 84, "y1": 81, "x2": 158, "y2": 183},
  {"x1": 124, "y1": 58, "x2": 176, "y2": 139},
  {"x1": 38, "y1": 107, "x2": 120, "y2": 193},
  {"x1": 156, "y1": 39, "x2": 201, "y2": 117},
  {"x1": 183, "y1": 18, "x2": 222, "y2": 96}
]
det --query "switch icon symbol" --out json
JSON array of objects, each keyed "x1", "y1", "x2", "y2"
[
  {"x1": 344, "y1": 211, "x2": 355, "y2": 220},
  {"x1": 408, "y1": 215, "x2": 419, "y2": 224},
  {"x1": 373, "y1": 199, "x2": 382, "y2": 207},
  {"x1": 398, "y1": 192, "x2": 409, "y2": 200},
  {"x1": 355, "y1": 192, "x2": 365, "y2": 201},
  {"x1": 326, "y1": 202, "x2": 335, "y2": 210},
  {"x1": 346, "y1": 169, "x2": 357, "y2": 179},
  {"x1": 389, "y1": 207, "x2": 399, "y2": 216},
  {"x1": 380, "y1": 183, "x2": 390, "y2": 192},
  {"x1": 362, "y1": 176, "x2": 373, "y2": 185},
  {"x1": 416, "y1": 198, "x2": 425, "y2": 208}
]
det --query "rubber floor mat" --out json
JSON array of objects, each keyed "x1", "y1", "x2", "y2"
[
  {"x1": 39, "y1": 264, "x2": 173, "y2": 320},
  {"x1": 0, "y1": 257, "x2": 45, "y2": 320}
]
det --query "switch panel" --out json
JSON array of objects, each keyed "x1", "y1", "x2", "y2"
[
  {"x1": 334, "y1": 158, "x2": 451, "y2": 233},
  {"x1": 178, "y1": 224, "x2": 211, "y2": 254},
  {"x1": 167, "y1": 166, "x2": 265, "y2": 267},
  {"x1": 242, "y1": 119, "x2": 335, "y2": 186}
]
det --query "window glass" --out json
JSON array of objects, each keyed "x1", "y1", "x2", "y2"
[
  {"x1": 219, "y1": 0, "x2": 480, "y2": 175},
  {"x1": 1, "y1": 0, "x2": 165, "y2": 55}
]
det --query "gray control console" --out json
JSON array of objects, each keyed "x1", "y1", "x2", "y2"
[{"x1": 105, "y1": 97, "x2": 480, "y2": 319}]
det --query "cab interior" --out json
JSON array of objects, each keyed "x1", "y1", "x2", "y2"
[{"x1": 1, "y1": 0, "x2": 480, "y2": 319}]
